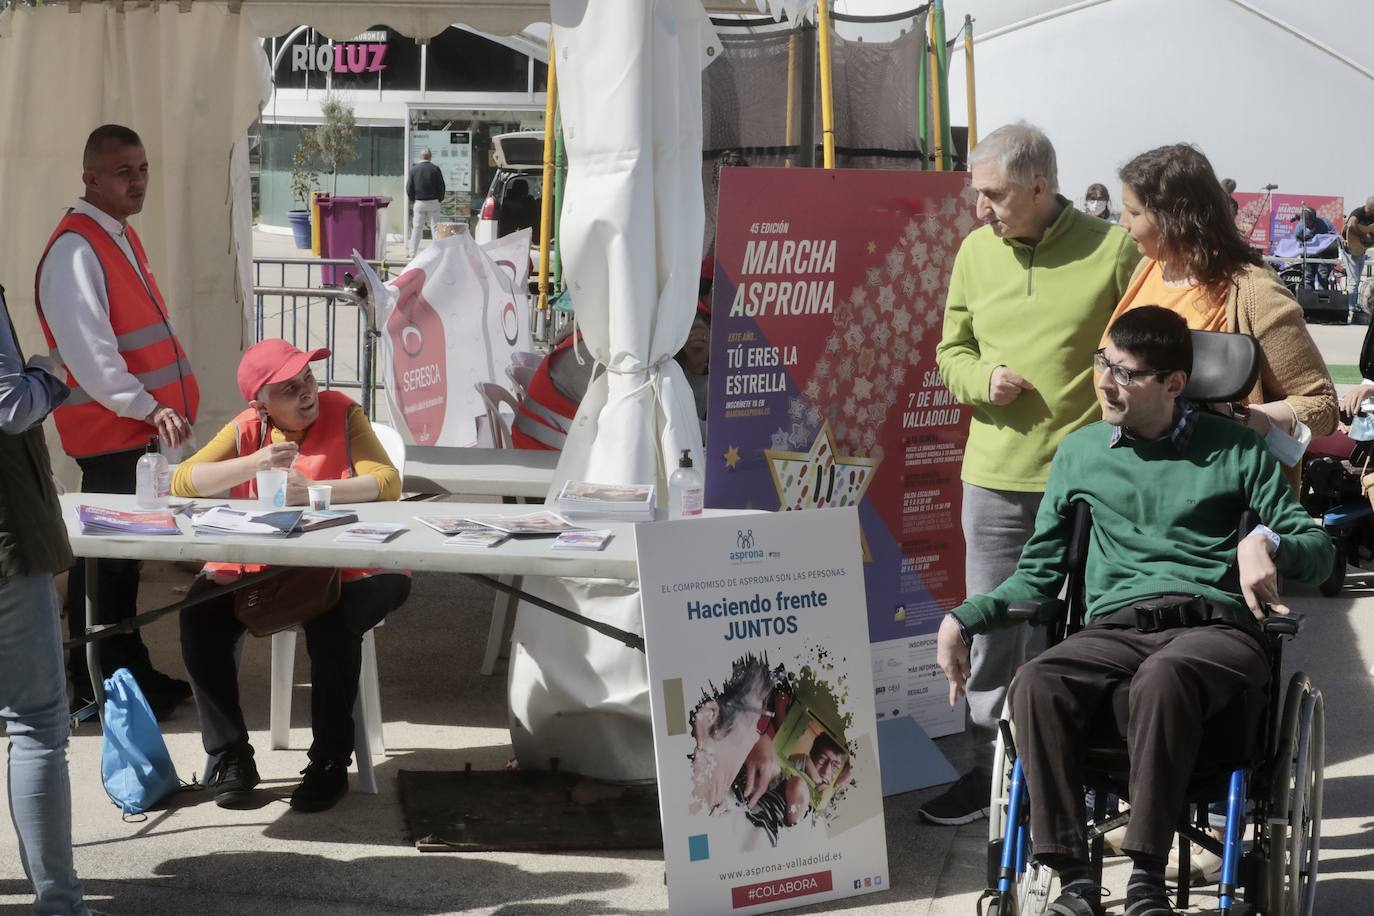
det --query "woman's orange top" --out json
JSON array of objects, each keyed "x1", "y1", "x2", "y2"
[{"x1": 1103, "y1": 258, "x2": 1227, "y2": 338}]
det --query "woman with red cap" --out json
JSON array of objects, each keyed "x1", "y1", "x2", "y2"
[{"x1": 170, "y1": 339, "x2": 410, "y2": 812}]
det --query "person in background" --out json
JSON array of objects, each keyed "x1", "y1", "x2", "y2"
[
  {"x1": 1343, "y1": 196, "x2": 1374, "y2": 312},
  {"x1": 0, "y1": 284, "x2": 93, "y2": 916},
  {"x1": 927, "y1": 122, "x2": 1140, "y2": 826},
  {"x1": 1109, "y1": 143, "x2": 1337, "y2": 489},
  {"x1": 35, "y1": 123, "x2": 197, "y2": 720},
  {"x1": 405, "y1": 148, "x2": 446, "y2": 259},
  {"x1": 1083, "y1": 183, "x2": 1113, "y2": 220},
  {"x1": 1293, "y1": 206, "x2": 1336, "y2": 290},
  {"x1": 677, "y1": 256, "x2": 714, "y2": 421},
  {"x1": 1220, "y1": 177, "x2": 1240, "y2": 216},
  {"x1": 171, "y1": 340, "x2": 410, "y2": 812}
]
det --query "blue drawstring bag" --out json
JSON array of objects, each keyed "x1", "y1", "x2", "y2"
[{"x1": 101, "y1": 668, "x2": 180, "y2": 815}]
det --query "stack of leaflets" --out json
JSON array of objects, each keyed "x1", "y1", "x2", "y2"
[
  {"x1": 551, "y1": 529, "x2": 614, "y2": 551},
  {"x1": 191, "y1": 507, "x2": 303, "y2": 537},
  {"x1": 77, "y1": 505, "x2": 181, "y2": 536},
  {"x1": 556, "y1": 481, "x2": 656, "y2": 521},
  {"x1": 298, "y1": 509, "x2": 359, "y2": 532},
  {"x1": 414, "y1": 515, "x2": 494, "y2": 537},
  {"x1": 335, "y1": 523, "x2": 406, "y2": 544},
  {"x1": 444, "y1": 530, "x2": 510, "y2": 549},
  {"x1": 457, "y1": 510, "x2": 584, "y2": 537}
]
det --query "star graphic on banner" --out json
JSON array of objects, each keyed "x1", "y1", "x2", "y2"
[
  {"x1": 867, "y1": 240, "x2": 877, "y2": 254},
  {"x1": 771, "y1": 428, "x2": 792, "y2": 450},
  {"x1": 891, "y1": 307, "x2": 913, "y2": 336},
  {"x1": 723, "y1": 445, "x2": 741, "y2": 469},
  {"x1": 857, "y1": 348, "x2": 876, "y2": 377},
  {"x1": 854, "y1": 375, "x2": 874, "y2": 401},
  {"x1": 766, "y1": 421, "x2": 880, "y2": 516}
]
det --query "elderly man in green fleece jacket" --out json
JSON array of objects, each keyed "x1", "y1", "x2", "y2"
[
  {"x1": 937, "y1": 306, "x2": 1331, "y2": 916},
  {"x1": 925, "y1": 122, "x2": 1141, "y2": 827}
]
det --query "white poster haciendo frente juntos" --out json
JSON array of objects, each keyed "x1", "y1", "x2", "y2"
[
  {"x1": 636, "y1": 508, "x2": 889, "y2": 915},
  {"x1": 379, "y1": 229, "x2": 532, "y2": 446}
]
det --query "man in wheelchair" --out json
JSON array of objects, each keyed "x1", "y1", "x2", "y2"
[{"x1": 936, "y1": 306, "x2": 1332, "y2": 916}]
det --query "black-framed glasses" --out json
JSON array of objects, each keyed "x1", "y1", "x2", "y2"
[{"x1": 1092, "y1": 349, "x2": 1171, "y2": 387}]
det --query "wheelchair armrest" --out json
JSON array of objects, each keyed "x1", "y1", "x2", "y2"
[
  {"x1": 1008, "y1": 598, "x2": 1064, "y2": 626},
  {"x1": 1261, "y1": 614, "x2": 1301, "y2": 637}
]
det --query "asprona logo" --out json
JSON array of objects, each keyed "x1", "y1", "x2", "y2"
[{"x1": 730, "y1": 528, "x2": 765, "y2": 563}]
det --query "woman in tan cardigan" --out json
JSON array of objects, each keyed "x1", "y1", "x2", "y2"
[{"x1": 1105, "y1": 144, "x2": 1337, "y2": 483}]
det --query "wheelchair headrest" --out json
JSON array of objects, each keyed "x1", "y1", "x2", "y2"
[{"x1": 1181, "y1": 330, "x2": 1260, "y2": 404}]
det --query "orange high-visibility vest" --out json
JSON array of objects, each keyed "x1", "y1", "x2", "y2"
[
  {"x1": 203, "y1": 390, "x2": 402, "y2": 583},
  {"x1": 34, "y1": 212, "x2": 199, "y2": 458}
]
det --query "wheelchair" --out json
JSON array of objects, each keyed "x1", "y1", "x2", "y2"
[
  {"x1": 979, "y1": 330, "x2": 1326, "y2": 916},
  {"x1": 1300, "y1": 430, "x2": 1374, "y2": 596}
]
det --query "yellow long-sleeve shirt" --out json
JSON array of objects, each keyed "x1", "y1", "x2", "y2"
[{"x1": 171, "y1": 403, "x2": 401, "y2": 501}]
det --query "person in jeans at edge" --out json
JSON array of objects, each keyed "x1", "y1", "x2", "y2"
[
  {"x1": 171, "y1": 340, "x2": 411, "y2": 812},
  {"x1": 0, "y1": 284, "x2": 93, "y2": 915},
  {"x1": 34, "y1": 124, "x2": 198, "y2": 720},
  {"x1": 937, "y1": 306, "x2": 1332, "y2": 916},
  {"x1": 925, "y1": 121, "x2": 1141, "y2": 825},
  {"x1": 405, "y1": 147, "x2": 446, "y2": 258}
]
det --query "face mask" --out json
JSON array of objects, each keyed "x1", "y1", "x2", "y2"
[
  {"x1": 1086, "y1": 199, "x2": 1108, "y2": 216},
  {"x1": 1350, "y1": 413, "x2": 1374, "y2": 442}
]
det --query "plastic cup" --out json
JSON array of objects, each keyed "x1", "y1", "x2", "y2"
[
  {"x1": 307, "y1": 484, "x2": 332, "y2": 511},
  {"x1": 256, "y1": 468, "x2": 288, "y2": 508}
]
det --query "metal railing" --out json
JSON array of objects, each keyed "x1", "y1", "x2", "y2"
[{"x1": 252, "y1": 257, "x2": 393, "y2": 415}]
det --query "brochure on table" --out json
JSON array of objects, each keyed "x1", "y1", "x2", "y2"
[
  {"x1": 636, "y1": 508, "x2": 888, "y2": 916},
  {"x1": 705, "y1": 167, "x2": 974, "y2": 746}
]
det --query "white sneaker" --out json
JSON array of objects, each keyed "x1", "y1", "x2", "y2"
[{"x1": 1165, "y1": 841, "x2": 1223, "y2": 886}]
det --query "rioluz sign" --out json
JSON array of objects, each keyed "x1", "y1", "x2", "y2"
[{"x1": 291, "y1": 31, "x2": 388, "y2": 75}]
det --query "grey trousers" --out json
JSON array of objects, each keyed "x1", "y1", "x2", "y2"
[{"x1": 962, "y1": 482, "x2": 1045, "y2": 775}]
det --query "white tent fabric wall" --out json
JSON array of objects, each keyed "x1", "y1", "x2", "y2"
[
  {"x1": 0, "y1": 3, "x2": 269, "y2": 486},
  {"x1": 505, "y1": 0, "x2": 717, "y2": 781},
  {"x1": 941, "y1": 0, "x2": 1374, "y2": 207}
]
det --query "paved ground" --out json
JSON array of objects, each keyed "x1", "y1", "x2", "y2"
[{"x1": 1, "y1": 297, "x2": 1370, "y2": 915}]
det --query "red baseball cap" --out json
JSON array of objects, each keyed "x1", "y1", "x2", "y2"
[{"x1": 238, "y1": 339, "x2": 330, "y2": 402}]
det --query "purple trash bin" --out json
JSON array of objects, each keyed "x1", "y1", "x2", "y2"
[{"x1": 315, "y1": 195, "x2": 392, "y2": 285}]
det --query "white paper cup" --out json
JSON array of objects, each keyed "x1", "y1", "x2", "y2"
[
  {"x1": 256, "y1": 468, "x2": 288, "y2": 508},
  {"x1": 307, "y1": 484, "x2": 332, "y2": 511}
]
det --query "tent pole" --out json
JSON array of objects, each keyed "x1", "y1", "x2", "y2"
[
  {"x1": 785, "y1": 32, "x2": 798, "y2": 167},
  {"x1": 964, "y1": 14, "x2": 977, "y2": 152},
  {"x1": 817, "y1": 1, "x2": 837, "y2": 169},
  {"x1": 535, "y1": 40, "x2": 558, "y2": 347},
  {"x1": 916, "y1": 17, "x2": 928, "y2": 170},
  {"x1": 928, "y1": 8, "x2": 945, "y2": 171},
  {"x1": 798, "y1": 23, "x2": 818, "y2": 168},
  {"x1": 935, "y1": 0, "x2": 952, "y2": 168}
]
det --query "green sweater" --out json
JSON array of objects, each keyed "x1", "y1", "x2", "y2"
[
  {"x1": 936, "y1": 201, "x2": 1140, "y2": 492},
  {"x1": 951, "y1": 412, "x2": 1332, "y2": 635}
]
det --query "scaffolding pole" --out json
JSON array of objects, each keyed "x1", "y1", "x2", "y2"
[
  {"x1": 534, "y1": 40, "x2": 558, "y2": 344},
  {"x1": 817, "y1": 0, "x2": 837, "y2": 169}
]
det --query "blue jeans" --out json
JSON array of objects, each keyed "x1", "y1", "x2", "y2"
[
  {"x1": 1, "y1": 573, "x2": 88, "y2": 915},
  {"x1": 1347, "y1": 251, "x2": 1367, "y2": 308}
]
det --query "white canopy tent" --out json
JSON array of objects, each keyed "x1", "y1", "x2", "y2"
[
  {"x1": 933, "y1": 0, "x2": 1374, "y2": 208},
  {"x1": 0, "y1": 0, "x2": 804, "y2": 781}
]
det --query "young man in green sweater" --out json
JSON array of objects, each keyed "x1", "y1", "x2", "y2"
[
  {"x1": 936, "y1": 306, "x2": 1331, "y2": 916},
  {"x1": 926, "y1": 122, "x2": 1140, "y2": 825}
]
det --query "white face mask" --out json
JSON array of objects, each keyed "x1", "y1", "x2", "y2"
[{"x1": 1086, "y1": 199, "x2": 1109, "y2": 216}]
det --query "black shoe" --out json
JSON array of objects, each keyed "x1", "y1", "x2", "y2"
[
  {"x1": 289, "y1": 759, "x2": 349, "y2": 813},
  {"x1": 135, "y1": 668, "x2": 193, "y2": 703},
  {"x1": 918, "y1": 768, "x2": 991, "y2": 825},
  {"x1": 206, "y1": 753, "x2": 260, "y2": 808},
  {"x1": 1046, "y1": 887, "x2": 1108, "y2": 916}
]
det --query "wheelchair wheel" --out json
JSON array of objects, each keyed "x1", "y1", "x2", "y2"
[
  {"x1": 1266, "y1": 673, "x2": 1325, "y2": 915},
  {"x1": 989, "y1": 718, "x2": 1057, "y2": 916},
  {"x1": 1319, "y1": 538, "x2": 1347, "y2": 597}
]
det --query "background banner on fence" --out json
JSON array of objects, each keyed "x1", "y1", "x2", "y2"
[
  {"x1": 378, "y1": 230, "x2": 531, "y2": 446},
  {"x1": 704, "y1": 167, "x2": 973, "y2": 740},
  {"x1": 636, "y1": 508, "x2": 889, "y2": 916},
  {"x1": 1233, "y1": 192, "x2": 1344, "y2": 252}
]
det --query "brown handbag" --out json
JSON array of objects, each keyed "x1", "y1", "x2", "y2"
[{"x1": 231, "y1": 567, "x2": 341, "y2": 637}]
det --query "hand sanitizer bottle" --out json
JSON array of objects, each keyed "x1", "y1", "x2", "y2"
[
  {"x1": 669, "y1": 448, "x2": 704, "y2": 519},
  {"x1": 135, "y1": 436, "x2": 171, "y2": 509}
]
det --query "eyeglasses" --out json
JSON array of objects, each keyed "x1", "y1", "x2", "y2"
[{"x1": 1092, "y1": 349, "x2": 1171, "y2": 387}]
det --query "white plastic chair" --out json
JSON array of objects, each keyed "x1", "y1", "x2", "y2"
[
  {"x1": 475, "y1": 382, "x2": 520, "y2": 450},
  {"x1": 264, "y1": 421, "x2": 408, "y2": 790},
  {"x1": 472, "y1": 382, "x2": 527, "y2": 676},
  {"x1": 505, "y1": 364, "x2": 535, "y2": 398},
  {"x1": 510, "y1": 350, "x2": 542, "y2": 370}
]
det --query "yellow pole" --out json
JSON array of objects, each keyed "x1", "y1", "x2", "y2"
[
  {"x1": 536, "y1": 42, "x2": 558, "y2": 317},
  {"x1": 817, "y1": 1, "x2": 836, "y2": 169},
  {"x1": 964, "y1": 15, "x2": 977, "y2": 152},
  {"x1": 928, "y1": 13, "x2": 945, "y2": 172},
  {"x1": 784, "y1": 32, "x2": 798, "y2": 167}
]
